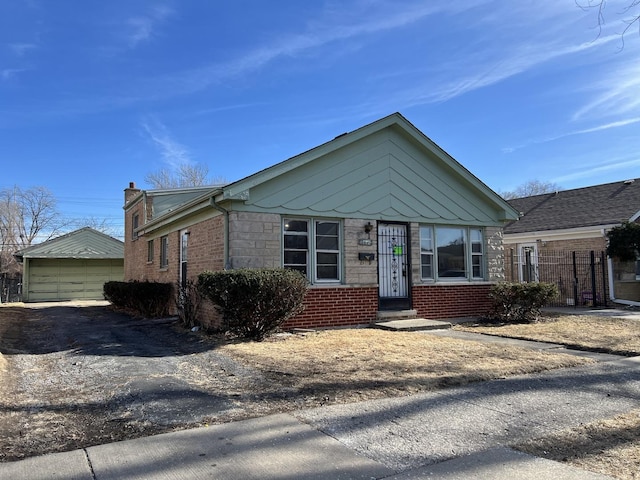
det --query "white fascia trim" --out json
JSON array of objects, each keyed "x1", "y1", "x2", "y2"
[{"x1": 503, "y1": 224, "x2": 620, "y2": 245}]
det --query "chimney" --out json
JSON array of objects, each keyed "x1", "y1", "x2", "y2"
[{"x1": 124, "y1": 181, "x2": 141, "y2": 205}]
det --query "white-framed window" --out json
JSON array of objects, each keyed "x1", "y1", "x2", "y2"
[
  {"x1": 160, "y1": 235, "x2": 169, "y2": 269},
  {"x1": 132, "y1": 213, "x2": 139, "y2": 240},
  {"x1": 147, "y1": 239, "x2": 154, "y2": 263},
  {"x1": 419, "y1": 226, "x2": 485, "y2": 281},
  {"x1": 283, "y1": 218, "x2": 341, "y2": 283}
]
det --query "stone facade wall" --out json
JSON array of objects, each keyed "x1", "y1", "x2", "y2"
[
  {"x1": 485, "y1": 227, "x2": 505, "y2": 282},
  {"x1": 344, "y1": 218, "x2": 378, "y2": 286},
  {"x1": 228, "y1": 212, "x2": 281, "y2": 269}
]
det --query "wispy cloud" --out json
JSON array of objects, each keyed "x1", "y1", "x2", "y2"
[
  {"x1": 503, "y1": 117, "x2": 640, "y2": 153},
  {"x1": 412, "y1": 34, "x2": 619, "y2": 105},
  {"x1": 1, "y1": 68, "x2": 28, "y2": 80},
  {"x1": 140, "y1": 116, "x2": 191, "y2": 168},
  {"x1": 572, "y1": 61, "x2": 640, "y2": 120},
  {"x1": 162, "y1": 1, "x2": 485, "y2": 94},
  {"x1": 553, "y1": 155, "x2": 640, "y2": 183},
  {"x1": 9, "y1": 43, "x2": 37, "y2": 56},
  {"x1": 125, "y1": 5, "x2": 173, "y2": 48}
]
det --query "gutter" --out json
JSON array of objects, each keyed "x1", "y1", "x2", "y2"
[{"x1": 209, "y1": 196, "x2": 231, "y2": 270}]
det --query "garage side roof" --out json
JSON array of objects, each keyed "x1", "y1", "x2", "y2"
[{"x1": 15, "y1": 227, "x2": 124, "y2": 260}]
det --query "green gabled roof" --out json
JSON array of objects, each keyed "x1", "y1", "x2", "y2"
[
  {"x1": 217, "y1": 112, "x2": 518, "y2": 225},
  {"x1": 15, "y1": 227, "x2": 124, "y2": 260}
]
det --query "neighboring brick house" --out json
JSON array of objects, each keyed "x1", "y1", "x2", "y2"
[
  {"x1": 123, "y1": 113, "x2": 519, "y2": 329},
  {"x1": 503, "y1": 179, "x2": 640, "y2": 306}
]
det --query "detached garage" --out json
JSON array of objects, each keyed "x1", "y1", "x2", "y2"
[{"x1": 15, "y1": 227, "x2": 124, "y2": 302}]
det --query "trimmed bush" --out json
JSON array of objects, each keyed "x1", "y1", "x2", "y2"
[
  {"x1": 103, "y1": 281, "x2": 173, "y2": 318},
  {"x1": 488, "y1": 282, "x2": 558, "y2": 323},
  {"x1": 198, "y1": 268, "x2": 308, "y2": 341}
]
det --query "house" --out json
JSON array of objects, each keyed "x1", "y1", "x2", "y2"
[
  {"x1": 123, "y1": 113, "x2": 519, "y2": 329},
  {"x1": 503, "y1": 179, "x2": 640, "y2": 306},
  {"x1": 14, "y1": 227, "x2": 124, "y2": 302}
]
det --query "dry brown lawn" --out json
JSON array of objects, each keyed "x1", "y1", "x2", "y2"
[
  {"x1": 220, "y1": 328, "x2": 591, "y2": 403},
  {"x1": 455, "y1": 313, "x2": 640, "y2": 356},
  {"x1": 2, "y1": 306, "x2": 639, "y2": 478}
]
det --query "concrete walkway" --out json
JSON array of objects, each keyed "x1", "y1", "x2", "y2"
[{"x1": 2, "y1": 309, "x2": 639, "y2": 479}]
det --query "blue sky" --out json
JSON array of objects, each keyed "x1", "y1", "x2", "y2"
[{"x1": 2, "y1": 1, "x2": 639, "y2": 240}]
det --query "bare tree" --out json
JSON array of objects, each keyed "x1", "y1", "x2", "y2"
[
  {"x1": 0, "y1": 186, "x2": 65, "y2": 277},
  {"x1": 576, "y1": 0, "x2": 640, "y2": 45},
  {"x1": 75, "y1": 217, "x2": 120, "y2": 239},
  {"x1": 145, "y1": 162, "x2": 226, "y2": 189},
  {"x1": 499, "y1": 180, "x2": 562, "y2": 200}
]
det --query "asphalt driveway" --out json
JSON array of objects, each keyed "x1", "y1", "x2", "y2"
[{"x1": 0, "y1": 303, "x2": 267, "y2": 461}]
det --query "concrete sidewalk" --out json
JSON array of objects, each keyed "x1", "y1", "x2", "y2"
[{"x1": 3, "y1": 354, "x2": 638, "y2": 479}]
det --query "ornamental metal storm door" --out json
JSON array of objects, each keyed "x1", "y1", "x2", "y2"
[{"x1": 377, "y1": 223, "x2": 411, "y2": 310}]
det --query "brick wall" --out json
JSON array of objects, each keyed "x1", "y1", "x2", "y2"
[
  {"x1": 282, "y1": 283, "x2": 493, "y2": 330},
  {"x1": 412, "y1": 283, "x2": 493, "y2": 319},
  {"x1": 123, "y1": 200, "x2": 146, "y2": 281},
  {"x1": 283, "y1": 286, "x2": 379, "y2": 329},
  {"x1": 124, "y1": 211, "x2": 225, "y2": 284}
]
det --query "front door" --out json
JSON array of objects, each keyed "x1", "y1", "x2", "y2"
[{"x1": 378, "y1": 222, "x2": 411, "y2": 310}]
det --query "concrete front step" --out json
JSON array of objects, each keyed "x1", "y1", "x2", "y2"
[
  {"x1": 375, "y1": 309, "x2": 418, "y2": 321},
  {"x1": 372, "y1": 318, "x2": 453, "y2": 332}
]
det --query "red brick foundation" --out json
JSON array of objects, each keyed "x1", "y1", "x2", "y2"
[
  {"x1": 284, "y1": 286, "x2": 378, "y2": 330},
  {"x1": 284, "y1": 283, "x2": 493, "y2": 329},
  {"x1": 412, "y1": 283, "x2": 492, "y2": 319}
]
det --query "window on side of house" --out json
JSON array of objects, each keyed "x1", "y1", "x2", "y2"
[
  {"x1": 420, "y1": 226, "x2": 434, "y2": 279},
  {"x1": 283, "y1": 218, "x2": 341, "y2": 283},
  {"x1": 147, "y1": 239, "x2": 154, "y2": 263},
  {"x1": 132, "y1": 213, "x2": 139, "y2": 240},
  {"x1": 419, "y1": 226, "x2": 485, "y2": 281},
  {"x1": 160, "y1": 235, "x2": 169, "y2": 269},
  {"x1": 470, "y1": 228, "x2": 484, "y2": 279},
  {"x1": 636, "y1": 259, "x2": 640, "y2": 281}
]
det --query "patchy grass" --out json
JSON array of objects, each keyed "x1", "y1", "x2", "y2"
[
  {"x1": 515, "y1": 409, "x2": 640, "y2": 480},
  {"x1": 220, "y1": 328, "x2": 592, "y2": 403},
  {"x1": 457, "y1": 313, "x2": 640, "y2": 479},
  {"x1": 455, "y1": 314, "x2": 640, "y2": 356},
  {"x1": 1, "y1": 305, "x2": 638, "y2": 477}
]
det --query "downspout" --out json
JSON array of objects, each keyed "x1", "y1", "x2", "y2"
[{"x1": 209, "y1": 196, "x2": 231, "y2": 270}]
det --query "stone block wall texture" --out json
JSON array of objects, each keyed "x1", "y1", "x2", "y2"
[
  {"x1": 485, "y1": 227, "x2": 505, "y2": 282},
  {"x1": 228, "y1": 212, "x2": 281, "y2": 269},
  {"x1": 344, "y1": 218, "x2": 378, "y2": 286}
]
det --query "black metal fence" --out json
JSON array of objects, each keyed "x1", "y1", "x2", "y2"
[
  {"x1": 1, "y1": 274, "x2": 22, "y2": 303},
  {"x1": 506, "y1": 249, "x2": 607, "y2": 308}
]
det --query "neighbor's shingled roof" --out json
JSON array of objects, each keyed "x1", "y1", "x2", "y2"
[{"x1": 504, "y1": 179, "x2": 640, "y2": 234}]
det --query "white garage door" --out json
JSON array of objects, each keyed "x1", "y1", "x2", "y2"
[{"x1": 27, "y1": 258, "x2": 124, "y2": 302}]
